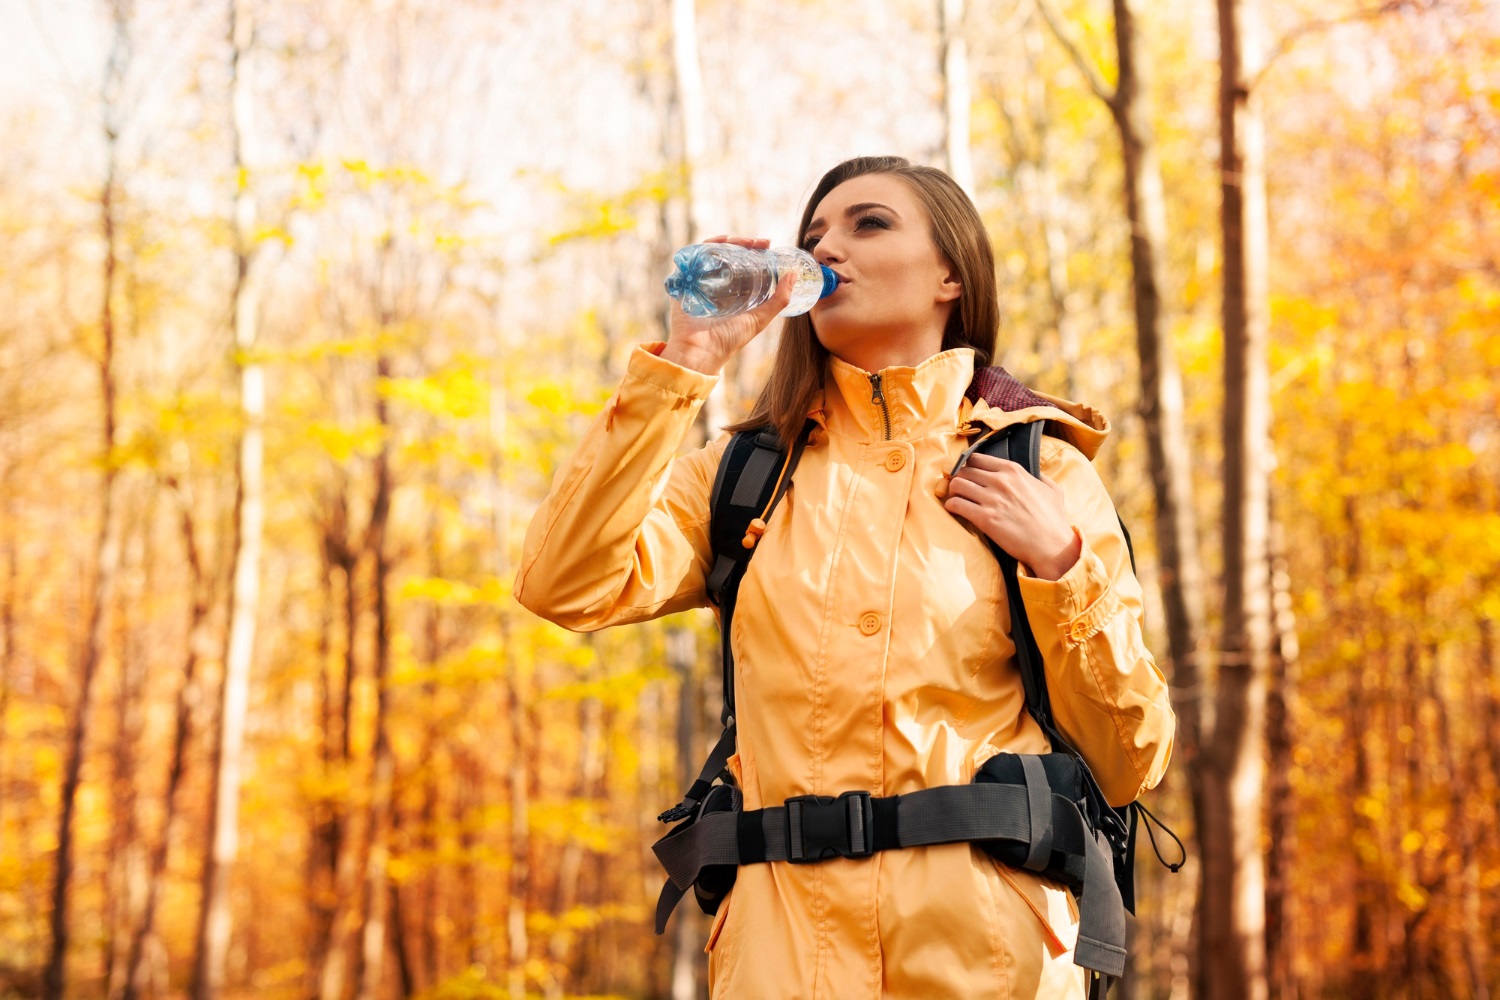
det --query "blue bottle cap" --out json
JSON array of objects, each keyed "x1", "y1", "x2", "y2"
[{"x1": 819, "y1": 265, "x2": 839, "y2": 299}]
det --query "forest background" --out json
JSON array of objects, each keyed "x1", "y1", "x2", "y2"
[{"x1": 1, "y1": 0, "x2": 1497, "y2": 998}]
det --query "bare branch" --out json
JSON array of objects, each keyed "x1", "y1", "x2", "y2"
[
  {"x1": 1032, "y1": 0, "x2": 1116, "y2": 109},
  {"x1": 1248, "y1": 0, "x2": 1441, "y2": 93}
]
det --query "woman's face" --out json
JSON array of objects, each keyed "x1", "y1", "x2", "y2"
[{"x1": 802, "y1": 173, "x2": 960, "y2": 364}]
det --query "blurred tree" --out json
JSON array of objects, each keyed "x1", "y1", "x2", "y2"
[
  {"x1": 938, "y1": 0, "x2": 975, "y2": 197},
  {"x1": 1035, "y1": 0, "x2": 1207, "y2": 752},
  {"x1": 43, "y1": 3, "x2": 134, "y2": 997},
  {"x1": 1204, "y1": 0, "x2": 1272, "y2": 997},
  {"x1": 192, "y1": 1, "x2": 269, "y2": 995}
]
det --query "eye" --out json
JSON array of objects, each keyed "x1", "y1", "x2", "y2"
[{"x1": 801, "y1": 215, "x2": 890, "y2": 252}]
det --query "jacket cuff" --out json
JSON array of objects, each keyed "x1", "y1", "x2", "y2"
[
  {"x1": 1017, "y1": 529, "x2": 1120, "y2": 640},
  {"x1": 627, "y1": 342, "x2": 720, "y2": 399}
]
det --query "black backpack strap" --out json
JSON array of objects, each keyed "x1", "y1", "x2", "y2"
[
  {"x1": 705, "y1": 422, "x2": 813, "y2": 724},
  {"x1": 964, "y1": 423, "x2": 1136, "y2": 905},
  {"x1": 652, "y1": 768, "x2": 1129, "y2": 982},
  {"x1": 657, "y1": 421, "x2": 813, "y2": 825}
]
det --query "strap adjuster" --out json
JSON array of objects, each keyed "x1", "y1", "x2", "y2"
[{"x1": 784, "y1": 791, "x2": 874, "y2": 863}]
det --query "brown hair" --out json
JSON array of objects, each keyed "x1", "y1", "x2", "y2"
[{"x1": 726, "y1": 156, "x2": 999, "y2": 447}]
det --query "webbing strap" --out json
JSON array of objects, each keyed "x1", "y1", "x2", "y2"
[
  {"x1": 1075, "y1": 827, "x2": 1127, "y2": 978},
  {"x1": 657, "y1": 723, "x2": 736, "y2": 824},
  {"x1": 653, "y1": 879, "x2": 688, "y2": 935},
  {"x1": 651, "y1": 780, "x2": 1127, "y2": 977},
  {"x1": 729, "y1": 447, "x2": 779, "y2": 507},
  {"x1": 1020, "y1": 754, "x2": 1055, "y2": 872}
]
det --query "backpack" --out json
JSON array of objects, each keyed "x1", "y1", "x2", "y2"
[{"x1": 651, "y1": 368, "x2": 1181, "y2": 999}]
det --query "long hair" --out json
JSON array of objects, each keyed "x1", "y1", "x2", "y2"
[{"x1": 726, "y1": 156, "x2": 1000, "y2": 447}]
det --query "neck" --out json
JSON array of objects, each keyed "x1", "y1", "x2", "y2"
[{"x1": 829, "y1": 334, "x2": 945, "y2": 374}]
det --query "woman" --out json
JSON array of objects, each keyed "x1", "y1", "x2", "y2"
[{"x1": 515, "y1": 156, "x2": 1174, "y2": 999}]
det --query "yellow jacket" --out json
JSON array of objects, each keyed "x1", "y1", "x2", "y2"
[{"x1": 516, "y1": 344, "x2": 1174, "y2": 999}]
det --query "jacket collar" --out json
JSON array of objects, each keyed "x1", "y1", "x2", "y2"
[
  {"x1": 813, "y1": 346, "x2": 1112, "y2": 457},
  {"x1": 822, "y1": 348, "x2": 976, "y2": 441}
]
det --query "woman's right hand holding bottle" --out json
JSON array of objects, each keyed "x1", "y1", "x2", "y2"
[{"x1": 660, "y1": 235, "x2": 797, "y2": 375}]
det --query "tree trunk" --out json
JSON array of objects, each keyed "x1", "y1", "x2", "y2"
[
  {"x1": 488, "y1": 376, "x2": 530, "y2": 1000},
  {"x1": 1108, "y1": 0, "x2": 1208, "y2": 743},
  {"x1": 1263, "y1": 505, "x2": 1298, "y2": 1000},
  {"x1": 44, "y1": 5, "x2": 131, "y2": 995},
  {"x1": 1025, "y1": 16, "x2": 1081, "y2": 398},
  {"x1": 456, "y1": 749, "x2": 480, "y2": 969},
  {"x1": 0, "y1": 459, "x2": 13, "y2": 830},
  {"x1": 545, "y1": 639, "x2": 607, "y2": 1000},
  {"x1": 1207, "y1": 0, "x2": 1272, "y2": 997},
  {"x1": 1033, "y1": 3, "x2": 1212, "y2": 994},
  {"x1": 106, "y1": 501, "x2": 150, "y2": 1000},
  {"x1": 316, "y1": 486, "x2": 360, "y2": 1000},
  {"x1": 306, "y1": 513, "x2": 344, "y2": 996},
  {"x1": 667, "y1": 627, "x2": 702, "y2": 1000},
  {"x1": 1471, "y1": 616, "x2": 1497, "y2": 1000},
  {"x1": 192, "y1": 2, "x2": 265, "y2": 993},
  {"x1": 1036, "y1": 0, "x2": 1208, "y2": 737},
  {"x1": 938, "y1": 0, "x2": 975, "y2": 198},
  {"x1": 1341, "y1": 497, "x2": 1378, "y2": 996},
  {"x1": 389, "y1": 878, "x2": 417, "y2": 998},
  {"x1": 122, "y1": 484, "x2": 214, "y2": 1000},
  {"x1": 419, "y1": 512, "x2": 444, "y2": 991},
  {"x1": 355, "y1": 353, "x2": 397, "y2": 1000}
]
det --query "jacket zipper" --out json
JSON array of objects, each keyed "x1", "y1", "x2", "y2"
[{"x1": 869, "y1": 374, "x2": 892, "y2": 440}]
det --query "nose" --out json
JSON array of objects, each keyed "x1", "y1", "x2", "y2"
[{"x1": 814, "y1": 238, "x2": 845, "y2": 266}]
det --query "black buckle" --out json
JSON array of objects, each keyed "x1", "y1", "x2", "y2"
[{"x1": 784, "y1": 791, "x2": 874, "y2": 864}]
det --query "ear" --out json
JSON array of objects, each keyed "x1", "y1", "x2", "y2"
[{"x1": 936, "y1": 262, "x2": 962, "y2": 304}]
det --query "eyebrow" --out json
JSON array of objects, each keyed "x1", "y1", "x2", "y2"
[{"x1": 806, "y1": 202, "x2": 899, "y2": 233}]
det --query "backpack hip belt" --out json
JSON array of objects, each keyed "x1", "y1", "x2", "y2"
[{"x1": 652, "y1": 755, "x2": 1129, "y2": 981}]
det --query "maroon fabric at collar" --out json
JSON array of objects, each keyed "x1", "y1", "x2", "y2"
[{"x1": 964, "y1": 366, "x2": 1052, "y2": 413}]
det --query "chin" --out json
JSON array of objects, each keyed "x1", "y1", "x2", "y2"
[{"x1": 810, "y1": 316, "x2": 858, "y2": 356}]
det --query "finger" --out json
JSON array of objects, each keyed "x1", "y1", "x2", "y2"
[
  {"x1": 703, "y1": 234, "x2": 728, "y2": 243},
  {"x1": 744, "y1": 271, "x2": 798, "y2": 327},
  {"x1": 1040, "y1": 473, "x2": 1063, "y2": 493},
  {"x1": 943, "y1": 494, "x2": 987, "y2": 525},
  {"x1": 945, "y1": 475, "x2": 991, "y2": 504},
  {"x1": 952, "y1": 464, "x2": 1003, "y2": 490},
  {"x1": 963, "y1": 451, "x2": 1007, "y2": 471}
]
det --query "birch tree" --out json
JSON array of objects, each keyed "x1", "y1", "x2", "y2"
[
  {"x1": 938, "y1": 0, "x2": 975, "y2": 198},
  {"x1": 192, "y1": 1, "x2": 267, "y2": 994}
]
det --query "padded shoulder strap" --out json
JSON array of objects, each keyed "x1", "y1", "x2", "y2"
[
  {"x1": 968, "y1": 423, "x2": 1135, "y2": 905},
  {"x1": 707, "y1": 422, "x2": 813, "y2": 723},
  {"x1": 967, "y1": 424, "x2": 1057, "y2": 736},
  {"x1": 707, "y1": 428, "x2": 782, "y2": 607}
]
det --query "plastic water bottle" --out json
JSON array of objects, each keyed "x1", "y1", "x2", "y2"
[{"x1": 664, "y1": 244, "x2": 839, "y2": 318}]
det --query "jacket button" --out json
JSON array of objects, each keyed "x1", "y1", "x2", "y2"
[
  {"x1": 858, "y1": 612, "x2": 882, "y2": 635},
  {"x1": 884, "y1": 451, "x2": 906, "y2": 472}
]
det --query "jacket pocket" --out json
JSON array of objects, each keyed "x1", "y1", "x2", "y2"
[
  {"x1": 991, "y1": 860, "x2": 1079, "y2": 958},
  {"x1": 704, "y1": 887, "x2": 733, "y2": 955}
]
